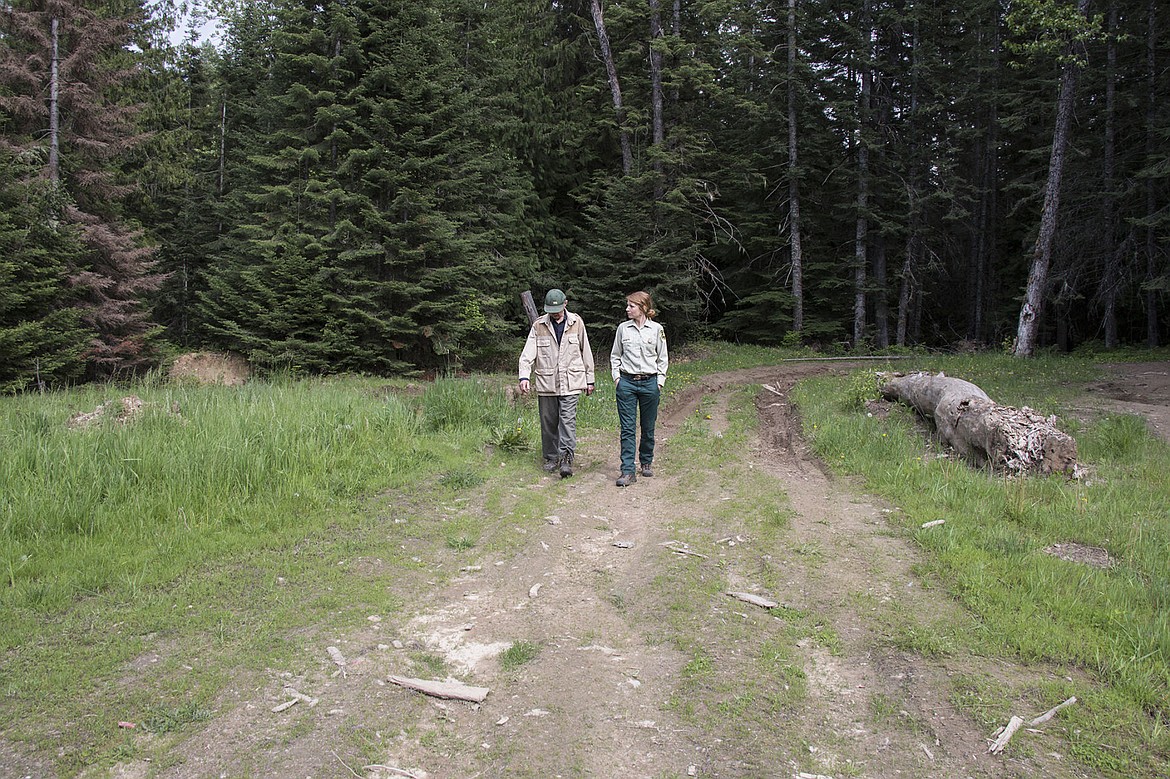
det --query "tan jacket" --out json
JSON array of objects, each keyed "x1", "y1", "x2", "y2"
[{"x1": 519, "y1": 311, "x2": 596, "y2": 396}]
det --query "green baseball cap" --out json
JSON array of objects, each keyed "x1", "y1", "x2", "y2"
[{"x1": 544, "y1": 288, "x2": 566, "y2": 314}]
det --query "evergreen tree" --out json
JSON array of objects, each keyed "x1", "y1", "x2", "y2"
[
  {"x1": 0, "y1": 155, "x2": 87, "y2": 391},
  {"x1": 196, "y1": 0, "x2": 539, "y2": 373},
  {"x1": 0, "y1": 0, "x2": 165, "y2": 379}
]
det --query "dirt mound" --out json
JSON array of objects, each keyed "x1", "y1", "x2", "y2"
[{"x1": 169, "y1": 352, "x2": 251, "y2": 386}]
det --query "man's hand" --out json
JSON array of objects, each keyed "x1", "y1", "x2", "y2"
[
  {"x1": 518, "y1": 378, "x2": 530, "y2": 396},
  {"x1": 585, "y1": 383, "x2": 595, "y2": 396}
]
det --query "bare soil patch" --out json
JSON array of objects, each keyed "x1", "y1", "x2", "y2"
[
  {"x1": 1080, "y1": 360, "x2": 1170, "y2": 442},
  {"x1": 168, "y1": 352, "x2": 251, "y2": 386}
]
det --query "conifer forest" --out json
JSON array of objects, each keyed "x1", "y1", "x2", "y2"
[{"x1": 1, "y1": 0, "x2": 1168, "y2": 390}]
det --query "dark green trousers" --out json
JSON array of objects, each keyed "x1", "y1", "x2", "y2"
[{"x1": 616, "y1": 375, "x2": 659, "y2": 473}]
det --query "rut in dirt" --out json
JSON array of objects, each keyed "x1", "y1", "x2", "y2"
[{"x1": 364, "y1": 362, "x2": 1028, "y2": 779}]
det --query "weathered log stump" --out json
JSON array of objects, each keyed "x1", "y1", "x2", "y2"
[{"x1": 880, "y1": 371, "x2": 1077, "y2": 476}]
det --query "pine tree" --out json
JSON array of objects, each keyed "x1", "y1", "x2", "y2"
[
  {"x1": 196, "y1": 0, "x2": 539, "y2": 373},
  {"x1": 0, "y1": 154, "x2": 87, "y2": 391},
  {"x1": 0, "y1": 0, "x2": 165, "y2": 379}
]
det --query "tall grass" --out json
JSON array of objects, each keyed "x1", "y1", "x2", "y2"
[
  {"x1": 792, "y1": 356, "x2": 1170, "y2": 774},
  {"x1": 0, "y1": 377, "x2": 520, "y2": 625}
]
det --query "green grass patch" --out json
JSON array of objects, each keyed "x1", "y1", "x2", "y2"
[
  {"x1": 0, "y1": 374, "x2": 551, "y2": 772},
  {"x1": 499, "y1": 640, "x2": 542, "y2": 672},
  {"x1": 792, "y1": 353, "x2": 1170, "y2": 775}
]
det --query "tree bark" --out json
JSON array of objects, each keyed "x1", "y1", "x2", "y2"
[
  {"x1": 590, "y1": 0, "x2": 633, "y2": 176},
  {"x1": 873, "y1": 236, "x2": 889, "y2": 348},
  {"x1": 880, "y1": 372, "x2": 1078, "y2": 475},
  {"x1": 1014, "y1": 0, "x2": 1091, "y2": 357},
  {"x1": 853, "y1": 1, "x2": 872, "y2": 348},
  {"x1": 788, "y1": 0, "x2": 804, "y2": 334},
  {"x1": 898, "y1": 17, "x2": 920, "y2": 348},
  {"x1": 1098, "y1": 0, "x2": 1119, "y2": 349},
  {"x1": 1144, "y1": 0, "x2": 1159, "y2": 347},
  {"x1": 649, "y1": 0, "x2": 664, "y2": 150},
  {"x1": 649, "y1": 0, "x2": 665, "y2": 197},
  {"x1": 49, "y1": 16, "x2": 60, "y2": 184}
]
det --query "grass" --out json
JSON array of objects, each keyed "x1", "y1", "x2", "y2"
[
  {"x1": 0, "y1": 373, "x2": 545, "y2": 772},
  {"x1": 791, "y1": 352, "x2": 1170, "y2": 775},
  {"x1": 3, "y1": 345, "x2": 1169, "y2": 776},
  {"x1": 499, "y1": 640, "x2": 541, "y2": 672}
]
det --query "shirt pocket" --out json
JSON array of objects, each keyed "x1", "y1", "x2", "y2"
[{"x1": 536, "y1": 337, "x2": 553, "y2": 348}]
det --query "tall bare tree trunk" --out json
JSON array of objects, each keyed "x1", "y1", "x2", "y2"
[
  {"x1": 1014, "y1": 0, "x2": 1090, "y2": 357},
  {"x1": 788, "y1": 0, "x2": 804, "y2": 333},
  {"x1": 590, "y1": 0, "x2": 632, "y2": 176},
  {"x1": 1145, "y1": 0, "x2": 1160, "y2": 347},
  {"x1": 649, "y1": 0, "x2": 664, "y2": 150},
  {"x1": 1100, "y1": 0, "x2": 1120, "y2": 348},
  {"x1": 218, "y1": 101, "x2": 227, "y2": 197},
  {"x1": 897, "y1": 230, "x2": 918, "y2": 346},
  {"x1": 853, "y1": 4, "x2": 872, "y2": 348},
  {"x1": 873, "y1": 236, "x2": 889, "y2": 348},
  {"x1": 648, "y1": 0, "x2": 665, "y2": 196},
  {"x1": 49, "y1": 16, "x2": 60, "y2": 184}
]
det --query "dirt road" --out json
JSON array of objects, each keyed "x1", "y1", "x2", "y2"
[{"x1": 122, "y1": 361, "x2": 1170, "y2": 779}]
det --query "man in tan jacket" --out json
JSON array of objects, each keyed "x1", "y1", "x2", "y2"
[{"x1": 518, "y1": 289, "x2": 595, "y2": 477}]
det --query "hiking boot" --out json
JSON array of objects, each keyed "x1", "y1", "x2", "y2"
[
  {"x1": 559, "y1": 453, "x2": 574, "y2": 478},
  {"x1": 542, "y1": 459, "x2": 558, "y2": 473},
  {"x1": 640, "y1": 463, "x2": 654, "y2": 477},
  {"x1": 615, "y1": 472, "x2": 636, "y2": 487}
]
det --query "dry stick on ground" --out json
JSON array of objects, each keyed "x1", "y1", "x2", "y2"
[
  {"x1": 726, "y1": 591, "x2": 778, "y2": 609},
  {"x1": 363, "y1": 765, "x2": 424, "y2": 779},
  {"x1": 331, "y1": 749, "x2": 363, "y2": 779},
  {"x1": 988, "y1": 715, "x2": 1025, "y2": 754},
  {"x1": 880, "y1": 371, "x2": 1077, "y2": 475},
  {"x1": 386, "y1": 675, "x2": 490, "y2": 703},
  {"x1": 666, "y1": 545, "x2": 709, "y2": 559},
  {"x1": 1029, "y1": 695, "x2": 1077, "y2": 726},
  {"x1": 988, "y1": 697, "x2": 1078, "y2": 755}
]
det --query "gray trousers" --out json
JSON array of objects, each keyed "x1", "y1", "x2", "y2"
[{"x1": 538, "y1": 394, "x2": 578, "y2": 462}]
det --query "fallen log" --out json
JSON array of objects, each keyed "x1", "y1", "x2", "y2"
[{"x1": 880, "y1": 371, "x2": 1077, "y2": 475}]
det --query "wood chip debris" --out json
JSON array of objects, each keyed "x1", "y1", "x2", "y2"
[
  {"x1": 362, "y1": 764, "x2": 425, "y2": 779},
  {"x1": 327, "y1": 646, "x2": 347, "y2": 677},
  {"x1": 920, "y1": 519, "x2": 946, "y2": 529},
  {"x1": 726, "y1": 591, "x2": 778, "y2": 609},
  {"x1": 659, "y1": 541, "x2": 708, "y2": 559},
  {"x1": 988, "y1": 696, "x2": 1077, "y2": 754},
  {"x1": 988, "y1": 715, "x2": 1024, "y2": 754},
  {"x1": 612, "y1": 541, "x2": 634, "y2": 548},
  {"x1": 272, "y1": 688, "x2": 319, "y2": 713},
  {"x1": 528, "y1": 583, "x2": 542, "y2": 598},
  {"x1": 762, "y1": 384, "x2": 784, "y2": 396},
  {"x1": 386, "y1": 675, "x2": 490, "y2": 703}
]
